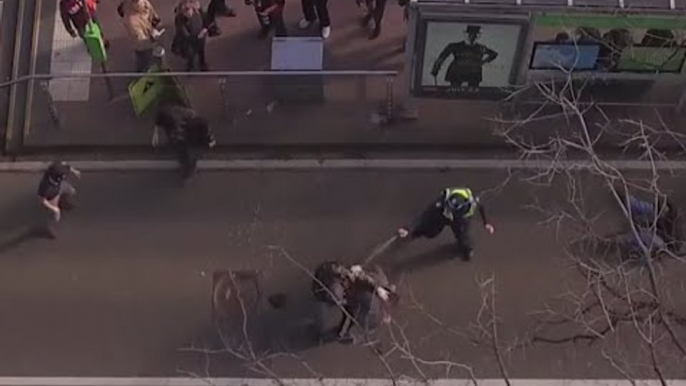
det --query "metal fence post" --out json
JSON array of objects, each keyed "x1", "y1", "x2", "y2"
[
  {"x1": 218, "y1": 78, "x2": 233, "y2": 126},
  {"x1": 100, "y1": 63, "x2": 115, "y2": 101},
  {"x1": 385, "y1": 75, "x2": 395, "y2": 124},
  {"x1": 39, "y1": 81, "x2": 61, "y2": 128}
]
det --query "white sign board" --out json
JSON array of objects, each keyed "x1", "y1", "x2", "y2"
[{"x1": 271, "y1": 37, "x2": 324, "y2": 71}]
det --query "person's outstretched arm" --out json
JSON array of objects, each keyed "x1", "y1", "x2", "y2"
[{"x1": 477, "y1": 200, "x2": 495, "y2": 234}]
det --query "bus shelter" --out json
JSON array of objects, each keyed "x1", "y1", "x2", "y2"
[{"x1": 404, "y1": 0, "x2": 686, "y2": 101}]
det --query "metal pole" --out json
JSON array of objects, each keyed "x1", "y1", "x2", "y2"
[
  {"x1": 0, "y1": 70, "x2": 400, "y2": 89},
  {"x1": 100, "y1": 62, "x2": 115, "y2": 101},
  {"x1": 39, "y1": 81, "x2": 60, "y2": 128},
  {"x1": 218, "y1": 78, "x2": 234, "y2": 126},
  {"x1": 385, "y1": 76, "x2": 394, "y2": 124},
  {"x1": 5, "y1": 0, "x2": 28, "y2": 153}
]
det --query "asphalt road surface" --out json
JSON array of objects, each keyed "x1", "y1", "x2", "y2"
[{"x1": 0, "y1": 168, "x2": 685, "y2": 378}]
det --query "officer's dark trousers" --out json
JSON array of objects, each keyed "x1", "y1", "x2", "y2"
[{"x1": 412, "y1": 213, "x2": 472, "y2": 255}]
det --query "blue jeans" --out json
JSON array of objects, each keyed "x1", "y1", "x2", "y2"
[{"x1": 628, "y1": 195, "x2": 655, "y2": 226}]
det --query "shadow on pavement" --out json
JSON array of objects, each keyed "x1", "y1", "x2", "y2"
[
  {"x1": 387, "y1": 243, "x2": 460, "y2": 276},
  {"x1": 0, "y1": 227, "x2": 46, "y2": 254}
]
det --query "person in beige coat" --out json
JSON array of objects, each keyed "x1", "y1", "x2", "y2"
[{"x1": 118, "y1": 0, "x2": 163, "y2": 71}]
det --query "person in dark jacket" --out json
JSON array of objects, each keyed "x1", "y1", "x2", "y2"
[
  {"x1": 174, "y1": 0, "x2": 210, "y2": 71},
  {"x1": 59, "y1": 0, "x2": 109, "y2": 46},
  {"x1": 246, "y1": 0, "x2": 286, "y2": 38},
  {"x1": 398, "y1": 187, "x2": 495, "y2": 261},
  {"x1": 153, "y1": 104, "x2": 216, "y2": 180},
  {"x1": 37, "y1": 161, "x2": 81, "y2": 238}
]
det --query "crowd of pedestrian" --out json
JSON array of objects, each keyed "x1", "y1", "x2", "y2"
[{"x1": 58, "y1": 0, "x2": 403, "y2": 75}]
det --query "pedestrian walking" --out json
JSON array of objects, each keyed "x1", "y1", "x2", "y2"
[
  {"x1": 59, "y1": 0, "x2": 109, "y2": 47},
  {"x1": 173, "y1": 0, "x2": 210, "y2": 71},
  {"x1": 152, "y1": 104, "x2": 216, "y2": 180},
  {"x1": 397, "y1": 187, "x2": 495, "y2": 261},
  {"x1": 298, "y1": 0, "x2": 331, "y2": 39},
  {"x1": 360, "y1": 0, "x2": 386, "y2": 40},
  {"x1": 246, "y1": 0, "x2": 287, "y2": 38},
  {"x1": 37, "y1": 161, "x2": 81, "y2": 239},
  {"x1": 118, "y1": 0, "x2": 164, "y2": 72}
]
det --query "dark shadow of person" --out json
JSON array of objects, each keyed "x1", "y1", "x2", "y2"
[
  {"x1": 387, "y1": 243, "x2": 460, "y2": 277},
  {"x1": 0, "y1": 226, "x2": 47, "y2": 254}
]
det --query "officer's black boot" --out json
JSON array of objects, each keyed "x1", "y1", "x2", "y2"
[{"x1": 456, "y1": 243, "x2": 472, "y2": 261}]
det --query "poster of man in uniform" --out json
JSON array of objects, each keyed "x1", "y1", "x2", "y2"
[{"x1": 415, "y1": 19, "x2": 525, "y2": 99}]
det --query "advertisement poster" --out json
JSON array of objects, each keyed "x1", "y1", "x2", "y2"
[
  {"x1": 415, "y1": 19, "x2": 525, "y2": 99},
  {"x1": 528, "y1": 15, "x2": 686, "y2": 74}
]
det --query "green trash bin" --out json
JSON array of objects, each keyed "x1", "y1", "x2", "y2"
[{"x1": 83, "y1": 21, "x2": 107, "y2": 63}]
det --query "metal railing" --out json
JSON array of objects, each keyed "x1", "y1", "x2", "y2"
[
  {"x1": 0, "y1": 70, "x2": 398, "y2": 90},
  {"x1": 5, "y1": 70, "x2": 400, "y2": 153}
]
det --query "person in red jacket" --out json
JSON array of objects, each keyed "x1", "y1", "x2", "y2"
[{"x1": 59, "y1": 0, "x2": 109, "y2": 47}]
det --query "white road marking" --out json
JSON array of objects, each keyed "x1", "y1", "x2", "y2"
[
  {"x1": 49, "y1": 0, "x2": 91, "y2": 101},
  {"x1": 1, "y1": 159, "x2": 686, "y2": 173},
  {"x1": 0, "y1": 379, "x2": 682, "y2": 386}
]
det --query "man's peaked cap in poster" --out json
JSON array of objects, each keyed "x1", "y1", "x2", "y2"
[{"x1": 466, "y1": 25, "x2": 481, "y2": 35}]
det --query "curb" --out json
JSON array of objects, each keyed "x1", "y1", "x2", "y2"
[
  {"x1": 0, "y1": 378, "x2": 679, "y2": 386},
  {"x1": 2, "y1": 159, "x2": 686, "y2": 172}
]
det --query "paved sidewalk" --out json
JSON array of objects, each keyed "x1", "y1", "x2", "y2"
[{"x1": 19, "y1": 0, "x2": 686, "y2": 152}]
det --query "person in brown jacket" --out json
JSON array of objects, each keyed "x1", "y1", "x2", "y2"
[{"x1": 118, "y1": 0, "x2": 163, "y2": 71}]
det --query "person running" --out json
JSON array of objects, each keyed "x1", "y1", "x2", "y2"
[
  {"x1": 398, "y1": 187, "x2": 495, "y2": 261},
  {"x1": 37, "y1": 161, "x2": 81, "y2": 239}
]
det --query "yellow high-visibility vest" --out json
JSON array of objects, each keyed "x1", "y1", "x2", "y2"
[{"x1": 443, "y1": 188, "x2": 476, "y2": 220}]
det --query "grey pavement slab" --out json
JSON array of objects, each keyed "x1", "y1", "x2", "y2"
[{"x1": 0, "y1": 169, "x2": 685, "y2": 377}]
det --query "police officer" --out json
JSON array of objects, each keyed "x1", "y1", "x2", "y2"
[{"x1": 397, "y1": 187, "x2": 495, "y2": 261}]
